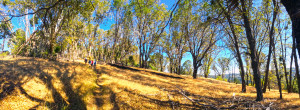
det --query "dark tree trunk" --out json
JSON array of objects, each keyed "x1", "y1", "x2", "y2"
[
  {"x1": 246, "y1": 72, "x2": 249, "y2": 85},
  {"x1": 272, "y1": 48, "x2": 283, "y2": 99},
  {"x1": 170, "y1": 58, "x2": 173, "y2": 73},
  {"x1": 280, "y1": 32, "x2": 290, "y2": 93},
  {"x1": 241, "y1": 0, "x2": 263, "y2": 101},
  {"x1": 293, "y1": 37, "x2": 300, "y2": 98},
  {"x1": 193, "y1": 66, "x2": 198, "y2": 79},
  {"x1": 263, "y1": 39, "x2": 272, "y2": 93},
  {"x1": 263, "y1": 10, "x2": 277, "y2": 93},
  {"x1": 289, "y1": 44, "x2": 294, "y2": 92},
  {"x1": 193, "y1": 58, "x2": 198, "y2": 79},
  {"x1": 281, "y1": 0, "x2": 300, "y2": 94},
  {"x1": 2, "y1": 37, "x2": 5, "y2": 52}
]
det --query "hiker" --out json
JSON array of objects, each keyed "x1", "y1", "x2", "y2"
[
  {"x1": 91, "y1": 60, "x2": 93, "y2": 67},
  {"x1": 94, "y1": 59, "x2": 97, "y2": 67},
  {"x1": 88, "y1": 57, "x2": 91, "y2": 65},
  {"x1": 84, "y1": 57, "x2": 87, "y2": 64}
]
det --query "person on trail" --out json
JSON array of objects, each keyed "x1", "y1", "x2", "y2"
[
  {"x1": 84, "y1": 57, "x2": 87, "y2": 64},
  {"x1": 91, "y1": 60, "x2": 93, "y2": 67},
  {"x1": 94, "y1": 59, "x2": 97, "y2": 67},
  {"x1": 88, "y1": 57, "x2": 91, "y2": 65}
]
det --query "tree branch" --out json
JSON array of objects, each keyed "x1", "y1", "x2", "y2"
[{"x1": 0, "y1": 0, "x2": 65, "y2": 22}]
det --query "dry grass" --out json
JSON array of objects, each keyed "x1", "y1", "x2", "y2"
[{"x1": 1, "y1": 56, "x2": 300, "y2": 109}]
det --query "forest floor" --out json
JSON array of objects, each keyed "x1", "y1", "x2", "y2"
[{"x1": 1, "y1": 56, "x2": 300, "y2": 109}]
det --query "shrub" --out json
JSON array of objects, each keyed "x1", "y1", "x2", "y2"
[{"x1": 234, "y1": 78, "x2": 240, "y2": 84}]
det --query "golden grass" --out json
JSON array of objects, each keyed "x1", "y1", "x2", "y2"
[{"x1": 1, "y1": 56, "x2": 300, "y2": 109}]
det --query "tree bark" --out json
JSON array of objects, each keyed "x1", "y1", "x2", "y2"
[
  {"x1": 289, "y1": 43, "x2": 294, "y2": 92},
  {"x1": 281, "y1": 0, "x2": 300, "y2": 65},
  {"x1": 281, "y1": 36, "x2": 290, "y2": 93},
  {"x1": 2, "y1": 37, "x2": 5, "y2": 51},
  {"x1": 293, "y1": 37, "x2": 300, "y2": 98},
  {"x1": 193, "y1": 66, "x2": 198, "y2": 79},
  {"x1": 192, "y1": 57, "x2": 198, "y2": 79},
  {"x1": 272, "y1": 45, "x2": 283, "y2": 99},
  {"x1": 241, "y1": 0, "x2": 263, "y2": 101}
]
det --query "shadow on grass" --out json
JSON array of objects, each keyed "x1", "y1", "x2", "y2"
[
  {"x1": 109, "y1": 64, "x2": 183, "y2": 79},
  {"x1": 0, "y1": 58, "x2": 87, "y2": 110}
]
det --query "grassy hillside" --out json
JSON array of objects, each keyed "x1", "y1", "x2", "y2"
[{"x1": 1, "y1": 56, "x2": 300, "y2": 109}]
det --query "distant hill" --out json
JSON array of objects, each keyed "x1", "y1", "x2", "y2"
[{"x1": 209, "y1": 73, "x2": 241, "y2": 82}]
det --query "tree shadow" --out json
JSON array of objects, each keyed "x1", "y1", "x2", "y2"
[
  {"x1": 109, "y1": 64, "x2": 183, "y2": 79},
  {"x1": 93, "y1": 83, "x2": 119, "y2": 110},
  {"x1": 0, "y1": 58, "x2": 87, "y2": 110}
]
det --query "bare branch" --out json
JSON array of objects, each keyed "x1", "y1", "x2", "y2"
[{"x1": 0, "y1": 0, "x2": 65, "y2": 22}]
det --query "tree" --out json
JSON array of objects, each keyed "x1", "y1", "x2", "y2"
[
  {"x1": 132, "y1": 0, "x2": 169, "y2": 68},
  {"x1": 215, "y1": 0, "x2": 247, "y2": 92},
  {"x1": 220, "y1": 0, "x2": 264, "y2": 101},
  {"x1": 202, "y1": 54, "x2": 214, "y2": 78},
  {"x1": 9, "y1": 29, "x2": 25, "y2": 54},
  {"x1": 178, "y1": 1, "x2": 220, "y2": 79},
  {"x1": 216, "y1": 57, "x2": 230, "y2": 80},
  {"x1": 181, "y1": 60, "x2": 193, "y2": 75},
  {"x1": 281, "y1": 0, "x2": 300, "y2": 59}
]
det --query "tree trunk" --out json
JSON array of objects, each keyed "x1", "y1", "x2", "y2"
[
  {"x1": 263, "y1": 36, "x2": 273, "y2": 93},
  {"x1": 293, "y1": 36, "x2": 300, "y2": 98},
  {"x1": 270, "y1": 0, "x2": 282, "y2": 97},
  {"x1": 218, "y1": 1, "x2": 246, "y2": 92},
  {"x1": 246, "y1": 72, "x2": 249, "y2": 85},
  {"x1": 264, "y1": 0, "x2": 279, "y2": 93},
  {"x1": 241, "y1": 0, "x2": 263, "y2": 101},
  {"x1": 193, "y1": 66, "x2": 198, "y2": 79},
  {"x1": 281, "y1": 1, "x2": 300, "y2": 90},
  {"x1": 281, "y1": 38, "x2": 290, "y2": 93},
  {"x1": 272, "y1": 48, "x2": 283, "y2": 99},
  {"x1": 2, "y1": 37, "x2": 5, "y2": 51},
  {"x1": 24, "y1": 4, "x2": 29, "y2": 42},
  {"x1": 289, "y1": 43, "x2": 294, "y2": 92},
  {"x1": 169, "y1": 58, "x2": 173, "y2": 73}
]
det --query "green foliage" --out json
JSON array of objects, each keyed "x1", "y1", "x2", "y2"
[
  {"x1": 0, "y1": 20, "x2": 12, "y2": 39},
  {"x1": 234, "y1": 78, "x2": 240, "y2": 84},
  {"x1": 54, "y1": 46, "x2": 61, "y2": 53},
  {"x1": 216, "y1": 75, "x2": 222, "y2": 80},
  {"x1": 292, "y1": 79, "x2": 299, "y2": 93},
  {"x1": 149, "y1": 63, "x2": 157, "y2": 71},
  {"x1": 216, "y1": 75, "x2": 228, "y2": 81},
  {"x1": 42, "y1": 51, "x2": 48, "y2": 57},
  {"x1": 10, "y1": 29, "x2": 25, "y2": 54},
  {"x1": 181, "y1": 60, "x2": 192, "y2": 75},
  {"x1": 128, "y1": 56, "x2": 135, "y2": 66},
  {"x1": 0, "y1": 51, "x2": 9, "y2": 56}
]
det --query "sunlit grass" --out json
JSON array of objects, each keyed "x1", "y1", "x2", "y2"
[{"x1": 0, "y1": 56, "x2": 300, "y2": 109}]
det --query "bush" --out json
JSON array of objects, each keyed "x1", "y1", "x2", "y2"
[
  {"x1": 54, "y1": 46, "x2": 61, "y2": 53},
  {"x1": 128, "y1": 56, "x2": 135, "y2": 66},
  {"x1": 42, "y1": 51, "x2": 48, "y2": 58},
  {"x1": 234, "y1": 78, "x2": 240, "y2": 84},
  {"x1": 149, "y1": 63, "x2": 157, "y2": 71},
  {"x1": 0, "y1": 51, "x2": 9, "y2": 56},
  {"x1": 216, "y1": 75, "x2": 228, "y2": 81},
  {"x1": 216, "y1": 75, "x2": 222, "y2": 80}
]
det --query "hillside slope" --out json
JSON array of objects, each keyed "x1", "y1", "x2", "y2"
[{"x1": 0, "y1": 56, "x2": 300, "y2": 109}]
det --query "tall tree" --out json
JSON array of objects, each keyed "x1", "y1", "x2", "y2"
[
  {"x1": 215, "y1": 0, "x2": 247, "y2": 92},
  {"x1": 281, "y1": 0, "x2": 300, "y2": 59}
]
